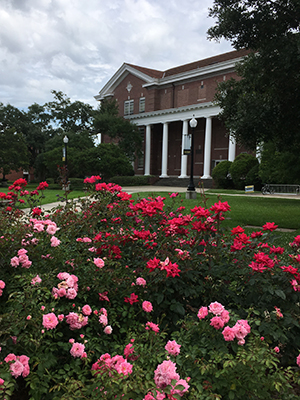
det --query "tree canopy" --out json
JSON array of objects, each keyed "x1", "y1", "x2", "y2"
[
  {"x1": 208, "y1": 0, "x2": 300, "y2": 155},
  {"x1": 0, "y1": 127, "x2": 29, "y2": 180},
  {"x1": 0, "y1": 93, "x2": 141, "y2": 181},
  {"x1": 94, "y1": 98, "x2": 142, "y2": 161}
]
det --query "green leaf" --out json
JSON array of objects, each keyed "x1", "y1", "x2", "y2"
[
  {"x1": 156, "y1": 293, "x2": 164, "y2": 305},
  {"x1": 275, "y1": 289, "x2": 286, "y2": 300}
]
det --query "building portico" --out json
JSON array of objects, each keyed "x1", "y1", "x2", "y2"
[
  {"x1": 94, "y1": 49, "x2": 251, "y2": 183},
  {"x1": 127, "y1": 102, "x2": 236, "y2": 181}
]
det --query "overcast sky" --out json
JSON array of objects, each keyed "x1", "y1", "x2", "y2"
[{"x1": 0, "y1": 0, "x2": 233, "y2": 110}]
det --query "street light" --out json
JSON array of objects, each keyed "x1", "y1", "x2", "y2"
[
  {"x1": 186, "y1": 116, "x2": 198, "y2": 198},
  {"x1": 63, "y1": 135, "x2": 69, "y2": 166},
  {"x1": 63, "y1": 135, "x2": 69, "y2": 190}
]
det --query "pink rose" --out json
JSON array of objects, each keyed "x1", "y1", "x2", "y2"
[
  {"x1": 154, "y1": 360, "x2": 180, "y2": 389},
  {"x1": 136, "y1": 277, "x2": 146, "y2": 286},
  {"x1": 165, "y1": 340, "x2": 181, "y2": 356},
  {"x1": 50, "y1": 236, "x2": 61, "y2": 247},
  {"x1": 82, "y1": 305, "x2": 92, "y2": 316},
  {"x1": 10, "y1": 360, "x2": 24, "y2": 378},
  {"x1": 232, "y1": 322, "x2": 248, "y2": 340},
  {"x1": 70, "y1": 342, "x2": 85, "y2": 358},
  {"x1": 33, "y1": 223, "x2": 44, "y2": 232},
  {"x1": 142, "y1": 301, "x2": 153, "y2": 313},
  {"x1": 220, "y1": 310, "x2": 230, "y2": 323},
  {"x1": 197, "y1": 306, "x2": 208, "y2": 319},
  {"x1": 222, "y1": 326, "x2": 235, "y2": 341},
  {"x1": 210, "y1": 316, "x2": 225, "y2": 330},
  {"x1": 93, "y1": 257, "x2": 105, "y2": 268},
  {"x1": 145, "y1": 322, "x2": 159, "y2": 333},
  {"x1": 46, "y1": 224, "x2": 57, "y2": 235},
  {"x1": 42, "y1": 313, "x2": 58, "y2": 330},
  {"x1": 31, "y1": 275, "x2": 42, "y2": 285},
  {"x1": 99, "y1": 314, "x2": 108, "y2": 326},
  {"x1": 208, "y1": 301, "x2": 225, "y2": 316},
  {"x1": 104, "y1": 325, "x2": 113, "y2": 334},
  {"x1": 66, "y1": 288, "x2": 77, "y2": 299},
  {"x1": 57, "y1": 288, "x2": 67, "y2": 297},
  {"x1": 4, "y1": 353, "x2": 17, "y2": 363},
  {"x1": 11, "y1": 256, "x2": 20, "y2": 267}
]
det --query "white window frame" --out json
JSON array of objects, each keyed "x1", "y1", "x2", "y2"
[
  {"x1": 124, "y1": 100, "x2": 134, "y2": 115},
  {"x1": 139, "y1": 97, "x2": 145, "y2": 113}
]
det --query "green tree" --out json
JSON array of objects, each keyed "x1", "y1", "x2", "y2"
[
  {"x1": 94, "y1": 98, "x2": 142, "y2": 161},
  {"x1": 208, "y1": 0, "x2": 300, "y2": 153},
  {"x1": 0, "y1": 127, "x2": 29, "y2": 180},
  {"x1": 36, "y1": 130, "x2": 96, "y2": 180},
  {"x1": 45, "y1": 90, "x2": 96, "y2": 134},
  {"x1": 259, "y1": 142, "x2": 300, "y2": 184},
  {"x1": 33, "y1": 91, "x2": 98, "y2": 180}
]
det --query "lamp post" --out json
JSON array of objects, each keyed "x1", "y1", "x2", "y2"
[
  {"x1": 186, "y1": 116, "x2": 198, "y2": 199},
  {"x1": 63, "y1": 135, "x2": 69, "y2": 190}
]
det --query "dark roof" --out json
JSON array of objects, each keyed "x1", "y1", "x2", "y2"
[
  {"x1": 164, "y1": 49, "x2": 251, "y2": 77},
  {"x1": 126, "y1": 49, "x2": 251, "y2": 80},
  {"x1": 125, "y1": 63, "x2": 164, "y2": 79}
]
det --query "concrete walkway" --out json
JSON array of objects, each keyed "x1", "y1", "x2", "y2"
[{"x1": 22, "y1": 186, "x2": 300, "y2": 214}]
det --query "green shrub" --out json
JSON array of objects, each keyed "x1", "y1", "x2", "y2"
[
  {"x1": 45, "y1": 178, "x2": 55, "y2": 185},
  {"x1": 230, "y1": 153, "x2": 259, "y2": 190},
  {"x1": 259, "y1": 142, "x2": 300, "y2": 184},
  {"x1": 212, "y1": 161, "x2": 233, "y2": 189},
  {"x1": 245, "y1": 163, "x2": 262, "y2": 190},
  {"x1": 69, "y1": 178, "x2": 84, "y2": 190},
  {"x1": 97, "y1": 143, "x2": 134, "y2": 180},
  {"x1": 108, "y1": 175, "x2": 157, "y2": 186}
]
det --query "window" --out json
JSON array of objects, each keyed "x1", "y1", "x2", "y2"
[
  {"x1": 124, "y1": 100, "x2": 134, "y2": 115},
  {"x1": 139, "y1": 97, "x2": 145, "y2": 113}
]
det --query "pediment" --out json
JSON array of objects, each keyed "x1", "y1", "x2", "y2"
[{"x1": 94, "y1": 63, "x2": 160, "y2": 101}]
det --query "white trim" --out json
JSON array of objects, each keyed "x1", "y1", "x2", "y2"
[
  {"x1": 94, "y1": 63, "x2": 158, "y2": 101},
  {"x1": 125, "y1": 102, "x2": 220, "y2": 126},
  {"x1": 142, "y1": 57, "x2": 245, "y2": 89}
]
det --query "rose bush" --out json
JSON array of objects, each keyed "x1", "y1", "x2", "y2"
[{"x1": 0, "y1": 177, "x2": 300, "y2": 399}]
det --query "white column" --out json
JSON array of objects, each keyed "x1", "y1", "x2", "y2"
[
  {"x1": 179, "y1": 120, "x2": 188, "y2": 178},
  {"x1": 144, "y1": 125, "x2": 151, "y2": 175},
  {"x1": 228, "y1": 135, "x2": 236, "y2": 162},
  {"x1": 160, "y1": 122, "x2": 169, "y2": 178},
  {"x1": 202, "y1": 117, "x2": 212, "y2": 179}
]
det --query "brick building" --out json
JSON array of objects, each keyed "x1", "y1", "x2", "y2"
[{"x1": 94, "y1": 49, "x2": 251, "y2": 185}]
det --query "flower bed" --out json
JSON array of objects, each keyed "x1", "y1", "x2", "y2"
[{"x1": 0, "y1": 177, "x2": 300, "y2": 399}]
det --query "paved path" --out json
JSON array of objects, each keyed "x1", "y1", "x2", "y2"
[{"x1": 22, "y1": 186, "x2": 300, "y2": 214}]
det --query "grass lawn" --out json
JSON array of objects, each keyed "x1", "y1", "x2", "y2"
[
  {"x1": 0, "y1": 184, "x2": 86, "y2": 207},
  {"x1": 2, "y1": 184, "x2": 299, "y2": 247},
  {"x1": 130, "y1": 191, "x2": 300, "y2": 250},
  {"x1": 130, "y1": 190, "x2": 300, "y2": 229}
]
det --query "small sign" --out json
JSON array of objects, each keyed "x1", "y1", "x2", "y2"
[
  {"x1": 183, "y1": 134, "x2": 191, "y2": 155},
  {"x1": 245, "y1": 185, "x2": 254, "y2": 193}
]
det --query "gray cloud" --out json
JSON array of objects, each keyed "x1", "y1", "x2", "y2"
[{"x1": 0, "y1": 0, "x2": 233, "y2": 109}]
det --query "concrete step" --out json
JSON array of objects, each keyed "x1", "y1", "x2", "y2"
[{"x1": 153, "y1": 177, "x2": 213, "y2": 188}]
